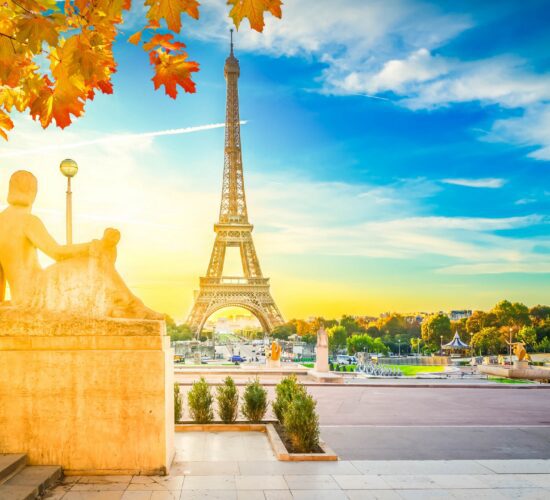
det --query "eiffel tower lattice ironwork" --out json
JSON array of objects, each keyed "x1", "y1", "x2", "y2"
[{"x1": 186, "y1": 31, "x2": 284, "y2": 334}]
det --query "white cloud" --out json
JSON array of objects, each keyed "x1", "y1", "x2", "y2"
[
  {"x1": 191, "y1": 0, "x2": 550, "y2": 160},
  {"x1": 488, "y1": 104, "x2": 550, "y2": 161},
  {"x1": 441, "y1": 178, "x2": 507, "y2": 189},
  {"x1": 0, "y1": 122, "x2": 245, "y2": 159}
]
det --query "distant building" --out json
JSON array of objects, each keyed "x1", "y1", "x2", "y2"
[{"x1": 448, "y1": 310, "x2": 472, "y2": 321}]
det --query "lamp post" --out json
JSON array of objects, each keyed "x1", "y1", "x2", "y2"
[
  {"x1": 59, "y1": 159, "x2": 78, "y2": 244},
  {"x1": 508, "y1": 327, "x2": 512, "y2": 366},
  {"x1": 440, "y1": 335, "x2": 443, "y2": 356},
  {"x1": 398, "y1": 339, "x2": 401, "y2": 357}
]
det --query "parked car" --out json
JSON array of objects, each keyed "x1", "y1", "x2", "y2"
[
  {"x1": 336, "y1": 355, "x2": 356, "y2": 365},
  {"x1": 229, "y1": 355, "x2": 247, "y2": 363}
]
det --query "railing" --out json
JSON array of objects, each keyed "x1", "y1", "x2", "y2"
[{"x1": 200, "y1": 276, "x2": 269, "y2": 286}]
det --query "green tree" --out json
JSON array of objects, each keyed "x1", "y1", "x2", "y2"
[
  {"x1": 328, "y1": 325, "x2": 347, "y2": 354},
  {"x1": 491, "y1": 300, "x2": 530, "y2": 330},
  {"x1": 466, "y1": 310, "x2": 498, "y2": 333},
  {"x1": 272, "y1": 323, "x2": 295, "y2": 340},
  {"x1": 529, "y1": 305, "x2": 550, "y2": 327},
  {"x1": 347, "y1": 334, "x2": 374, "y2": 354},
  {"x1": 421, "y1": 313, "x2": 452, "y2": 351},
  {"x1": 340, "y1": 315, "x2": 364, "y2": 336},
  {"x1": 471, "y1": 327, "x2": 506, "y2": 355},
  {"x1": 517, "y1": 326, "x2": 537, "y2": 351}
]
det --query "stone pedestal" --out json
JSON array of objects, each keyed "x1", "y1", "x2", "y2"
[
  {"x1": 514, "y1": 360, "x2": 529, "y2": 369},
  {"x1": 0, "y1": 311, "x2": 174, "y2": 475},
  {"x1": 267, "y1": 358, "x2": 281, "y2": 369},
  {"x1": 315, "y1": 344, "x2": 329, "y2": 373}
]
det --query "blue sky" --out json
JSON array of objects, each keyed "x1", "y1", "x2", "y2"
[{"x1": 1, "y1": 0, "x2": 549, "y2": 319}]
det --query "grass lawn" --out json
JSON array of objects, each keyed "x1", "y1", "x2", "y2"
[
  {"x1": 488, "y1": 376, "x2": 534, "y2": 384},
  {"x1": 383, "y1": 364, "x2": 445, "y2": 376},
  {"x1": 301, "y1": 362, "x2": 314, "y2": 368}
]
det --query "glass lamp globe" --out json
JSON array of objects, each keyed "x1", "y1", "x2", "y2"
[{"x1": 60, "y1": 159, "x2": 78, "y2": 178}]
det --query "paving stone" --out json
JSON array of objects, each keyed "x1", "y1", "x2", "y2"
[
  {"x1": 178, "y1": 490, "x2": 237, "y2": 499},
  {"x1": 351, "y1": 460, "x2": 495, "y2": 475},
  {"x1": 451, "y1": 489, "x2": 508, "y2": 499},
  {"x1": 478, "y1": 461, "x2": 550, "y2": 474},
  {"x1": 263, "y1": 491, "x2": 292, "y2": 500},
  {"x1": 345, "y1": 491, "x2": 402, "y2": 500},
  {"x1": 238, "y1": 461, "x2": 361, "y2": 476},
  {"x1": 234, "y1": 475, "x2": 287, "y2": 490},
  {"x1": 182, "y1": 475, "x2": 236, "y2": 490},
  {"x1": 236, "y1": 491, "x2": 265, "y2": 500},
  {"x1": 171, "y1": 461, "x2": 239, "y2": 476},
  {"x1": 71, "y1": 483, "x2": 129, "y2": 492},
  {"x1": 290, "y1": 490, "x2": 348, "y2": 500},
  {"x1": 430, "y1": 474, "x2": 490, "y2": 489},
  {"x1": 283, "y1": 474, "x2": 339, "y2": 490},
  {"x1": 63, "y1": 492, "x2": 124, "y2": 500},
  {"x1": 498, "y1": 488, "x2": 550, "y2": 499},
  {"x1": 333, "y1": 474, "x2": 392, "y2": 490},
  {"x1": 397, "y1": 489, "x2": 455, "y2": 499},
  {"x1": 380, "y1": 474, "x2": 440, "y2": 489}
]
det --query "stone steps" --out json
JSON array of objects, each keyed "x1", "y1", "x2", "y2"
[{"x1": 0, "y1": 454, "x2": 62, "y2": 500}]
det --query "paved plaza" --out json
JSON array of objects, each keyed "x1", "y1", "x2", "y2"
[{"x1": 45, "y1": 432, "x2": 550, "y2": 499}]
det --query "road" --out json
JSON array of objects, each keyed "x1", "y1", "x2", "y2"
[{"x1": 306, "y1": 385, "x2": 550, "y2": 460}]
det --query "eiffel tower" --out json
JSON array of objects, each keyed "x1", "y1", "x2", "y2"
[{"x1": 186, "y1": 31, "x2": 284, "y2": 334}]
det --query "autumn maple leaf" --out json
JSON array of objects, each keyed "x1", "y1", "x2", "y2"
[
  {"x1": 15, "y1": 14, "x2": 64, "y2": 54},
  {"x1": 151, "y1": 50, "x2": 199, "y2": 98},
  {"x1": 145, "y1": 0, "x2": 200, "y2": 33},
  {"x1": 0, "y1": 109, "x2": 14, "y2": 140},
  {"x1": 227, "y1": 0, "x2": 282, "y2": 32}
]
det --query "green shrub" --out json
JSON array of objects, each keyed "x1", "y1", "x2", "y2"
[
  {"x1": 242, "y1": 378, "x2": 268, "y2": 423},
  {"x1": 174, "y1": 383, "x2": 183, "y2": 422},
  {"x1": 272, "y1": 374, "x2": 304, "y2": 424},
  {"x1": 329, "y1": 362, "x2": 334, "y2": 371},
  {"x1": 217, "y1": 376, "x2": 239, "y2": 423},
  {"x1": 187, "y1": 377, "x2": 213, "y2": 423},
  {"x1": 283, "y1": 390, "x2": 320, "y2": 453}
]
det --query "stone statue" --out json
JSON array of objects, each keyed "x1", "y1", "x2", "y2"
[
  {"x1": 270, "y1": 341, "x2": 282, "y2": 361},
  {"x1": 314, "y1": 325, "x2": 329, "y2": 373},
  {"x1": 317, "y1": 325, "x2": 328, "y2": 349},
  {"x1": 0, "y1": 170, "x2": 162, "y2": 320},
  {"x1": 506, "y1": 341, "x2": 531, "y2": 362}
]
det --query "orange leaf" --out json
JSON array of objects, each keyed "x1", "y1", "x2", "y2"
[
  {"x1": 128, "y1": 31, "x2": 143, "y2": 45},
  {"x1": 145, "y1": 0, "x2": 200, "y2": 33},
  {"x1": 16, "y1": 14, "x2": 64, "y2": 53},
  {"x1": 143, "y1": 33, "x2": 185, "y2": 52},
  {"x1": 0, "y1": 109, "x2": 14, "y2": 140},
  {"x1": 30, "y1": 71, "x2": 86, "y2": 129},
  {"x1": 227, "y1": 0, "x2": 282, "y2": 32},
  {"x1": 151, "y1": 50, "x2": 199, "y2": 98}
]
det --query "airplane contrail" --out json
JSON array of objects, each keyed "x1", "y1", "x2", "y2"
[{"x1": 0, "y1": 121, "x2": 247, "y2": 159}]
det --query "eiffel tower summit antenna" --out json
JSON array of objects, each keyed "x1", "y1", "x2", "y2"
[{"x1": 185, "y1": 30, "x2": 285, "y2": 335}]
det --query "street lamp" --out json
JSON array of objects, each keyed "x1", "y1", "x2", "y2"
[
  {"x1": 440, "y1": 335, "x2": 443, "y2": 356},
  {"x1": 59, "y1": 158, "x2": 78, "y2": 244},
  {"x1": 508, "y1": 327, "x2": 512, "y2": 365},
  {"x1": 398, "y1": 339, "x2": 401, "y2": 357}
]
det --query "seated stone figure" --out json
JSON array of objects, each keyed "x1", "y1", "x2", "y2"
[{"x1": 0, "y1": 170, "x2": 162, "y2": 320}]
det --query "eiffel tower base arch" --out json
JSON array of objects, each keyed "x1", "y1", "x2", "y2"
[{"x1": 187, "y1": 279, "x2": 283, "y2": 335}]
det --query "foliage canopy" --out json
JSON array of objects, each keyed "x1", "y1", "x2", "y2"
[{"x1": 0, "y1": 0, "x2": 283, "y2": 138}]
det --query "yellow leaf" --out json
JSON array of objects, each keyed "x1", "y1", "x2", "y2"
[
  {"x1": 128, "y1": 31, "x2": 143, "y2": 45},
  {"x1": 16, "y1": 13, "x2": 63, "y2": 53},
  {"x1": 145, "y1": 0, "x2": 200, "y2": 33},
  {"x1": 227, "y1": 0, "x2": 282, "y2": 32},
  {"x1": 0, "y1": 108, "x2": 14, "y2": 140}
]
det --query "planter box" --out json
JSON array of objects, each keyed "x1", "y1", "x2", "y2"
[{"x1": 175, "y1": 422, "x2": 338, "y2": 462}]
